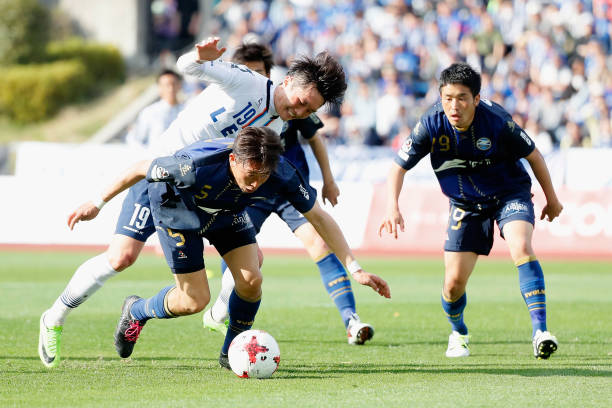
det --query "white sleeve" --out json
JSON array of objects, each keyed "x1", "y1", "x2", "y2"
[{"x1": 176, "y1": 51, "x2": 241, "y2": 88}]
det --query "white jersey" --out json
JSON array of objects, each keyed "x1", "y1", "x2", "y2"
[{"x1": 150, "y1": 51, "x2": 284, "y2": 156}]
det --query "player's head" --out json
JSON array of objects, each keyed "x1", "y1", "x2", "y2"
[
  {"x1": 157, "y1": 69, "x2": 182, "y2": 106},
  {"x1": 230, "y1": 127, "x2": 283, "y2": 193},
  {"x1": 274, "y1": 52, "x2": 347, "y2": 121},
  {"x1": 231, "y1": 42, "x2": 273, "y2": 78},
  {"x1": 439, "y1": 62, "x2": 481, "y2": 129}
]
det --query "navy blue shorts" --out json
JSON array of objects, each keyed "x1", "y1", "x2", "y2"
[
  {"x1": 114, "y1": 180, "x2": 156, "y2": 242},
  {"x1": 246, "y1": 196, "x2": 308, "y2": 233},
  {"x1": 444, "y1": 196, "x2": 535, "y2": 255},
  {"x1": 156, "y1": 211, "x2": 257, "y2": 274}
]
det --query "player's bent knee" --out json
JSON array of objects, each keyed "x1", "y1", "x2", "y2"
[
  {"x1": 444, "y1": 278, "x2": 467, "y2": 300},
  {"x1": 176, "y1": 294, "x2": 209, "y2": 315},
  {"x1": 235, "y1": 274, "x2": 263, "y2": 300},
  {"x1": 106, "y1": 251, "x2": 139, "y2": 271}
]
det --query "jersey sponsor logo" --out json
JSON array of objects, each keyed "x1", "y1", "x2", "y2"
[
  {"x1": 476, "y1": 137, "x2": 491, "y2": 151},
  {"x1": 299, "y1": 184, "x2": 310, "y2": 200},
  {"x1": 519, "y1": 130, "x2": 532, "y2": 146},
  {"x1": 150, "y1": 164, "x2": 169, "y2": 181},
  {"x1": 503, "y1": 201, "x2": 529, "y2": 215},
  {"x1": 507, "y1": 120, "x2": 516, "y2": 131},
  {"x1": 309, "y1": 113, "x2": 321, "y2": 124},
  {"x1": 179, "y1": 163, "x2": 192, "y2": 176},
  {"x1": 177, "y1": 250, "x2": 188, "y2": 259},
  {"x1": 434, "y1": 159, "x2": 467, "y2": 173},
  {"x1": 232, "y1": 213, "x2": 250, "y2": 226}
]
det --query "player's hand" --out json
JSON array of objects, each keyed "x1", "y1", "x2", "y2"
[
  {"x1": 67, "y1": 202, "x2": 101, "y2": 230},
  {"x1": 195, "y1": 37, "x2": 226, "y2": 62},
  {"x1": 352, "y1": 270, "x2": 391, "y2": 298},
  {"x1": 540, "y1": 198, "x2": 563, "y2": 222},
  {"x1": 378, "y1": 208, "x2": 405, "y2": 239},
  {"x1": 321, "y1": 180, "x2": 340, "y2": 206}
]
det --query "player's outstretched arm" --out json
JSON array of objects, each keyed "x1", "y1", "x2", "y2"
[
  {"x1": 378, "y1": 163, "x2": 408, "y2": 239},
  {"x1": 308, "y1": 134, "x2": 339, "y2": 206},
  {"x1": 303, "y1": 202, "x2": 391, "y2": 298},
  {"x1": 524, "y1": 148, "x2": 563, "y2": 222},
  {"x1": 67, "y1": 160, "x2": 151, "y2": 230}
]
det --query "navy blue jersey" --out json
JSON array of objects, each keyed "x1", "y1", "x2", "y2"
[
  {"x1": 394, "y1": 99, "x2": 535, "y2": 206},
  {"x1": 145, "y1": 139, "x2": 317, "y2": 232},
  {"x1": 279, "y1": 113, "x2": 323, "y2": 178}
]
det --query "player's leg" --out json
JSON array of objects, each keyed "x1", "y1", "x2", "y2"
[
  {"x1": 203, "y1": 247, "x2": 263, "y2": 334},
  {"x1": 203, "y1": 206, "x2": 268, "y2": 334},
  {"x1": 217, "y1": 243, "x2": 263, "y2": 369},
  {"x1": 501, "y1": 209, "x2": 557, "y2": 359},
  {"x1": 114, "y1": 227, "x2": 208, "y2": 358},
  {"x1": 442, "y1": 204, "x2": 493, "y2": 357},
  {"x1": 39, "y1": 182, "x2": 153, "y2": 367},
  {"x1": 292, "y1": 221, "x2": 372, "y2": 344},
  {"x1": 442, "y1": 251, "x2": 478, "y2": 357}
]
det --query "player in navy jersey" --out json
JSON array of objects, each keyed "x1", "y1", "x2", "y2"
[
  {"x1": 379, "y1": 62, "x2": 563, "y2": 359},
  {"x1": 38, "y1": 37, "x2": 348, "y2": 368},
  {"x1": 202, "y1": 42, "x2": 375, "y2": 345},
  {"x1": 65, "y1": 127, "x2": 390, "y2": 365}
]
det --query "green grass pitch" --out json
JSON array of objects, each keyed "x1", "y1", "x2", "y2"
[{"x1": 1, "y1": 250, "x2": 611, "y2": 407}]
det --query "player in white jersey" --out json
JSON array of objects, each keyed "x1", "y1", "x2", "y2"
[{"x1": 38, "y1": 37, "x2": 348, "y2": 368}]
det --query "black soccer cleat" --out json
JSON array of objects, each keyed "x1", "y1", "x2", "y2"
[
  {"x1": 114, "y1": 295, "x2": 146, "y2": 358},
  {"x1": 219, "y1": 351, "x2": 231, "y2": 370}
]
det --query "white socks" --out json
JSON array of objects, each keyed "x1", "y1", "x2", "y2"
[
  {"x1": 44, "y1": 253, "x2": 118, "y2": 326},
  {"x1": 210, "y1": 266, "x2": 235, "y2": 323}
]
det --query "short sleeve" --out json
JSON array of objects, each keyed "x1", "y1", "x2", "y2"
[
  {"x1": 394, "y1": 120, "x2": 431, "y2": 170},
  {"x1": 147, "y1": 152, "x2": 196, "y2": 188},
  {"x1": 501, "y1": 119, "x2": 536, "y2": 159}
]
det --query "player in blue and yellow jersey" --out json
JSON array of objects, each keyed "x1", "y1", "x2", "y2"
[
  {"x1": 203, "y1": 42, "x2": 375, "y2": 345},
  {"x1": 38, "y1": 37, "x2": 348, "y2": 368},
  {"x1": 66, "y1": 127, "x2": 390, "y2": 367},
  {"x1": 379, "y1": 62, "x2": 563, "y2": 359}
]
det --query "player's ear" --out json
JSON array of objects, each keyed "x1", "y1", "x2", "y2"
[{"x1": 474, "y1": 93, "x2": 481, "y2": 105}]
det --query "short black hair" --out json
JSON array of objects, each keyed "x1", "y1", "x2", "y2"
[
  {"x1": 233, "y1": 127, "x2": 284, "y2": 173},
  {"x1": 232, "y1": 43, "x2": 273, "y2": 75},
  {"x1": 287, "y1": 52, "x2": 347, "y2": 108},
  {"x1": 158, "y1": 69, "x2": 182, "y2": 82},
  {"x1": 439, "y1": 62, "x2": 481, "y2": 97}
]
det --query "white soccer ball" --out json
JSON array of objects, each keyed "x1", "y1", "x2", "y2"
[{"x1": 228, "y1": 329, "x2": 280, "y2": 379}]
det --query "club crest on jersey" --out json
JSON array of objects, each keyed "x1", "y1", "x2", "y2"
[
  {"x1": 476, "y1": 137, "x2": 491, "y2": 151},
  {"x1": 150, "y1": 165, "x2": 169, "y2": 181},
  {"x1": 401, "y1": 137, "x2": 413, "y2": 153}
]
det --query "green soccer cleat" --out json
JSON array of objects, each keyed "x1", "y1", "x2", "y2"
[
  {"x1": 202, "y1": 308, "x2": 228, "y2": 336},
  {"x1": 38, "y1": 311, "x2": 63, "y2": 368}
]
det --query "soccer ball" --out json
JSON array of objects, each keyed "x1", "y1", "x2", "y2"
[{"x1": 228, "y1": 329, "x2": 280, "y2": 379}]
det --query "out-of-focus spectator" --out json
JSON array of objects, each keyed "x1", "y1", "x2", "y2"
[{"x1": 126, "y1": 69, "x2": 183, "y2": 150}]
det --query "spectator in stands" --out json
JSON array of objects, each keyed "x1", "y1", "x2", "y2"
[{"x1": 126, "y1": 69, "x2": 183, "y2": 150}]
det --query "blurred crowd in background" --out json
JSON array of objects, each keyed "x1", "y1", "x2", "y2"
[{"x1": 150, "y1": 0, "x2": 612, "y2": 152}]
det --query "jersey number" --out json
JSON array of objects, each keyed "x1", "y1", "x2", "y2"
[
  {"x1": 431, "y1": 134, "x2": 450, "y2": 152},
  {"x1": 450, "y1": 208, "x2": 466, "y2": 230},
  {"x1": 129, "y1": 204, "x2": 150, "y2": 229}
]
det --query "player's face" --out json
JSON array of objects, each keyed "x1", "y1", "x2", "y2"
[
  {"x1": 440, "y1": 84, "x2": 480, "y2": 129},
  {"x1": 275, "y1": 76, "x2": 324, "y2": 121},
  {"x1": 243, "y1": 60, "x2": 269, "y2": 78},
  {"x1": 229, "y1": 154, "x2": 271, "y2": 193}
]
